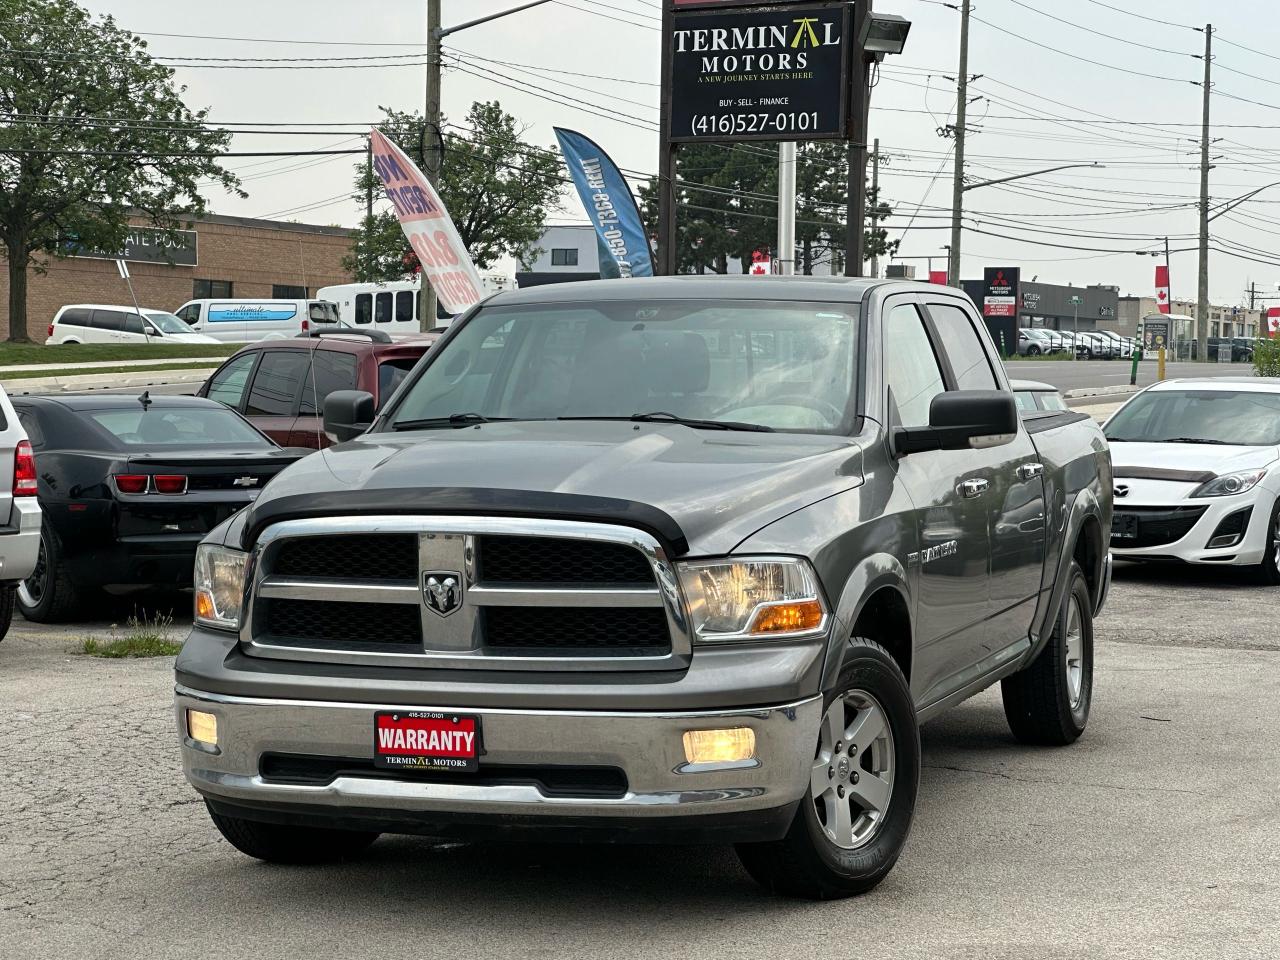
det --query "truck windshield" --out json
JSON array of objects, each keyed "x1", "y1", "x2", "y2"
[
  {"x1": 1105, "y1": 390, "x2": 1280, "y2": 446},
  {"x1": 389, "y1": 299, "x2": 858, "y2": 433}
]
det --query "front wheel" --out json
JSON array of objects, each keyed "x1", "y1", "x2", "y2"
[
  {"x1": 736, "y1": 639, "x2": 919, "y2": 900},
  {"x1": 1002, "y1": 561, "x2": 1094, "y2": 745},
  {"x1": 1027, "y1": 345, "x2": 1041, "y2": 356},
  {"x1": 206, "y1": 803, "x2": 380, "y2": 864}
]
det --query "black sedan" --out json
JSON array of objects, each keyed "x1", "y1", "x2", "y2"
[{"x1": 11, "y1": 394, "x2": 304, "y2": 622}]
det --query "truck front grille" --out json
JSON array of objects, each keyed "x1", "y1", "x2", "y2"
[{"x1": 244, "y1": 518, "x2": 690, "y2": 672}]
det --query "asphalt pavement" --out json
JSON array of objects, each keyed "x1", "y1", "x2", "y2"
[
  {"x1": 2, "y1": 563, "x2": 1277, "y2": 960},
  {"x1": 1003, "y1": 359, "x2": 1255, "y2": 393}
]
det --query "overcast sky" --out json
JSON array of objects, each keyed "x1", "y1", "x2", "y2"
[{"x1": 79, "y1": 0, "x2": 1280, "y2": 306}]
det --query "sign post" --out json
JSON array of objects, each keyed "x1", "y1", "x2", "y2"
[
  {"x1": 116, "y1": 259, "x2": 151, "y2": 344},
  {"x1": 1069, "y1": 294, "x2": 1084, "y2": 360}
]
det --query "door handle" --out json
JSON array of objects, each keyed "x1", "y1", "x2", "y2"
[
  {"x1": 959, "y1": 478, "x2": 990, "y2": 499},
  {"x1": 1017, "y1": 462, "x2": 1045, "y2": 481}
]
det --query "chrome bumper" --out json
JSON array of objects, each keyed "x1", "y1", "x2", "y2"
[{"x1": 176, "y1": 685, "x2": 821, "y2": 822}]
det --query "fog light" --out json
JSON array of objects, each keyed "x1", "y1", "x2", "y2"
[
  {"x1": 187, "y1": 709, "x2": 218, "y2": 746},
  {"x1": 682, "y1": 727, "x2": 756, "y2": 765}
]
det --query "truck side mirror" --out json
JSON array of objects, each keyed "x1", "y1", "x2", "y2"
[
  {"x1": 323, "y1": 390, "x2": 376, "y2": 443},
  {"x1": 893, "y1": 390, "x2": 1019, "y2": 456}
]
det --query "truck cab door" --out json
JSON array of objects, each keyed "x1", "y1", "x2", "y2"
[
  {"x1": 881, "y1": 298, "x2": 994, "y2": 706},
  {"x1": 923, "y1": 300, "x2": 1048, "y2": 655}
]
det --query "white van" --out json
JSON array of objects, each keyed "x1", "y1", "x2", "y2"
[
  {"x1": 317, "y1": 275, "x2": 512, "y2": 334},
  {"x1": 48, "y1": 305, "x2": 221, "y2": 345},
  {"x1": 173, "y1": 299, "x2": 340, "y2": 343}
]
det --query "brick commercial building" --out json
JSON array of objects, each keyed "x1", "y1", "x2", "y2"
[{"x1": 0, "y1": 213, "x2": 354, "y2": 342}]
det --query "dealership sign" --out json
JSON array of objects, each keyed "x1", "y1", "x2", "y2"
[
  {"x1": 667, "y1": 4, "x2": 852, "y2": 142},
  {"x1": 69, "y1": 227, "x2": 198, "y2": 267},
  {"x1": 983, "y1": 267, "x2": 1020, "y2": 318}
]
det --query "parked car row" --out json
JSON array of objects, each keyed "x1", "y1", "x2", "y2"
[
  {"x1": 48, "y1": 297, "x2": 346, "y2": 346},
  {"x1": 1017, "y1": 327, "x2": 1139, "y2": 359}
]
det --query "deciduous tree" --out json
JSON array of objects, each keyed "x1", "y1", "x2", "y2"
[{"x1": 0, "y1": 0, "x2": 240, "y2": 341}]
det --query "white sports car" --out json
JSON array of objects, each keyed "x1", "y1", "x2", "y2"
[{"x1": 1103, "y1": 377, "x2": 1280, "y2": 583}]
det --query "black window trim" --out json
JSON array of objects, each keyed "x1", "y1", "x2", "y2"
[{"x1": 244, "y1": 349, "x2": 310, "y2": 418}]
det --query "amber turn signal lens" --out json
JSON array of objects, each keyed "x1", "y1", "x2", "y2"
[
  {"x1": 194, "y1": 591, "x2": 215, "y2": 621},
  {"x1": 748, "y1": 600, "x2": 824, "y2": 635},
  {"x1": 683, "y1": 728, "x2": 756, "y2": 765},
  {"x1": 187, "y1": 709, "x2": 218, "y2": 746}
]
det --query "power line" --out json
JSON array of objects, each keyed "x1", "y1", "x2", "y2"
[{"x1": 1000, "y1": 0, "x2": 1197, "y2": 57}]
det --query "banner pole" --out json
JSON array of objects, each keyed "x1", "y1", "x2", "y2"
[{"x1": 657, "y1": 1, "x2": 676, "y2": 276}]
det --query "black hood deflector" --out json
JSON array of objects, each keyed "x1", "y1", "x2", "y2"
[{"x1": 241, "y1": 487, "x2": 691, "y2": 557}]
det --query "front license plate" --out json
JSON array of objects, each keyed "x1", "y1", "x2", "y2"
[
  {"x1": 1111, "y1": 513, "x2": 1139, "y2": 541},
  {"x1": 373, "y1": 711, "x2": 480, "y2": 772}
]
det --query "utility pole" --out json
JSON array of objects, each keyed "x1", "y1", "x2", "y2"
[
  {"x1": 869, "y1": 139, "x2": 881, "y2": 279},
  {"x1": 1249, "y1": 281, "x2": 1257, "y2": 311},
  {"x1": 777, "y1": 142, "x2": 797, "y2": 275},
  {"x1": 657, "y1": 2, "x2": 677, "y2": 275},
  {"x1": 947, "y1": 0, "x2": 972, "y2": 287},
  {"x1": 419, "y1": 0, "x2": 443, "y2": 332},
  {"x1": 1196, "y1": 23, "x2": 1213, "y2": 361}
]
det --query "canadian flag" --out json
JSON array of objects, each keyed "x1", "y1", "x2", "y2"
[
  {"x1": 1267, "y1": 307, "x2": 1280, "y2": 338},
  {"x1": 1155, "y1": 265, "x2": 1171, "y2": 314}
]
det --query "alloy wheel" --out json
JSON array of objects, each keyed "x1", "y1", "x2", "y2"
[
  {"x1": 18, "y1": 536, "x2": 48, "y2": 608},
  {"x1": 1064, "y1": 592, "x2": 1085, "y2": 710},
  {"x1": 811, "y1": 690, "x2": 895, "y2": 850},
  {"x1": 1273, "y1": 511, "x2": 1280, "y2": 570}
]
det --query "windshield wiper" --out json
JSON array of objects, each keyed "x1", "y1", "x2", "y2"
[
  {"x1": 1161, "y1": 437, "x2": 1235, "y2": 446},
  {"x1": 392, "y1": 413, "x2": 517, "y2": 431},
  {"x1": 558, "y1": 412, "x2": 774, "y2": 433}
]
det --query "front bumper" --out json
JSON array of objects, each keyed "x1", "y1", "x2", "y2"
[
  {"x1": 176, "y1": 685, "x2": 821, "y2": 843},
  {"x1": 1111, "y1": 491, "x2": 1272, "y2": 566},
  {"x1": 0, "y1": 499, "x2": 41, "y2": 583}
]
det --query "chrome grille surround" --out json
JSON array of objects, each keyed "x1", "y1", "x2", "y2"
[{"x1": 241, "y1": 516, "x2": 692, "y2": 672}]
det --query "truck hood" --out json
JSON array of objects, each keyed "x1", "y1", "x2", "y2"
[
  {"x1": 241, "y1": 420, "x2": 864, "y2": 556},
  {"x1": 1109, "y1": 441, "x2": 1279, "y2": 506}
]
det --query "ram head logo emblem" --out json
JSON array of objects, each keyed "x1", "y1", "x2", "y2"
[{"x1": 422, "y1": 572, "x2": 462, "y2": 617}]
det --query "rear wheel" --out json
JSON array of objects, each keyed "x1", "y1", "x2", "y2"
[
  {"x1": 1257, "y1": 499, "x2": 1280, "y2": 586},
  {"x1": 206, "y1": 803, "x2": 379, "y2": 864},
  {"x1": 17, "y1": 524, "x2": 83, "y2": 623},
  {"x1": 1027, "y1": 345, "x2": 1041, "y2": 356},
  {"x1": 1002, "y1": 562, "x2": 1093, "y2": 745},
  {"x1": 736, "y1": 639, "x2": 919, "y2": 899}
]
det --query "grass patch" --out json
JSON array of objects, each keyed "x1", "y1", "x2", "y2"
[
  {"x1": 0, "y1": 342, "x2": 239, "y2": 365},
  {"x1": 1, "y1": 361, "x2": 218, "y2": 381},
  {"x1": 77, "y1": 612, "x2": 182, "y2": 658}
]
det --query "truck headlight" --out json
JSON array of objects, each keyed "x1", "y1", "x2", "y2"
[
  {"x1": 1191, "y1": 469, "x2": 1268, "y2": 498},
  {"x1": 677, "y1": 557, "x2": 827, "y2": 642},
  {"x1": 194, "y1": 543, "x2": 248, "y2": 631}
]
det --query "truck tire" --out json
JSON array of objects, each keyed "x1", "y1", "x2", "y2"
[
  {"x1": 0, "y1": 586, "x2": 14, "y2": 641},
  {"x1": 1001, "y1": 561, "x2": 1093, "y2": 745},
  {"x1": 735, "y1": 639, "x2": 919, "y2": 900},
  {"x1": 206, "y1": 803, "x2": 379, "y2": 864},
  {"x1": 1257, "y1": 498, "x2": 1280, "y2": 586},
  {"x1": 17, "y1": 524, "x2": 83, "y2": 623}
]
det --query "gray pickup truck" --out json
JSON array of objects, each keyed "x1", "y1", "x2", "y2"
[{"x1": 175, "y1": 277, "x2": 1112, "y2": 899}]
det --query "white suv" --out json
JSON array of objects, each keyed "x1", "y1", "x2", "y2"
[
  {"x1": 48, "y1": 305, "x2": 219, "y2": 345},
  {"x1": 0, "y1": 385, "x2": 41, "y2": 641}
]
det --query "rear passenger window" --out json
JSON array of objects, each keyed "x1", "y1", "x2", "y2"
[
  {"x1": 884, "y1": 304, "x2": 945, "y2": 429},
  {"x1": 396, "y1": 291, "x2": 415, "y2": 324},
  {"x1": 927, "y1": 303, "x2": 999, "y2": 391},
  {"x1": 355, "y1": 294, "x2": 372, "y2": 325},
  {"x1": 15, "y1": 410, "x2": 40, "y2": 447},
  {"x1": 246, "y1": 351, "x2": 309, "y2": 417},
  {"x1": 91, "y1": 310, "x2": 127, "y2": 331},
  {"x1": 299, "y1": 351, "x2": 359, "y2": 415},
  {"x1": 375, "y1": 292, "x2": 392, "y2": 324},
  {"x1": 58, "y1": 308, "x2": 92, "y2": 328}
]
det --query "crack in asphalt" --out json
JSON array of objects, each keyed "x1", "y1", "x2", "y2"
[{"x1": 924, "y1": 763, "x2": 1214, "y2": 797}]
